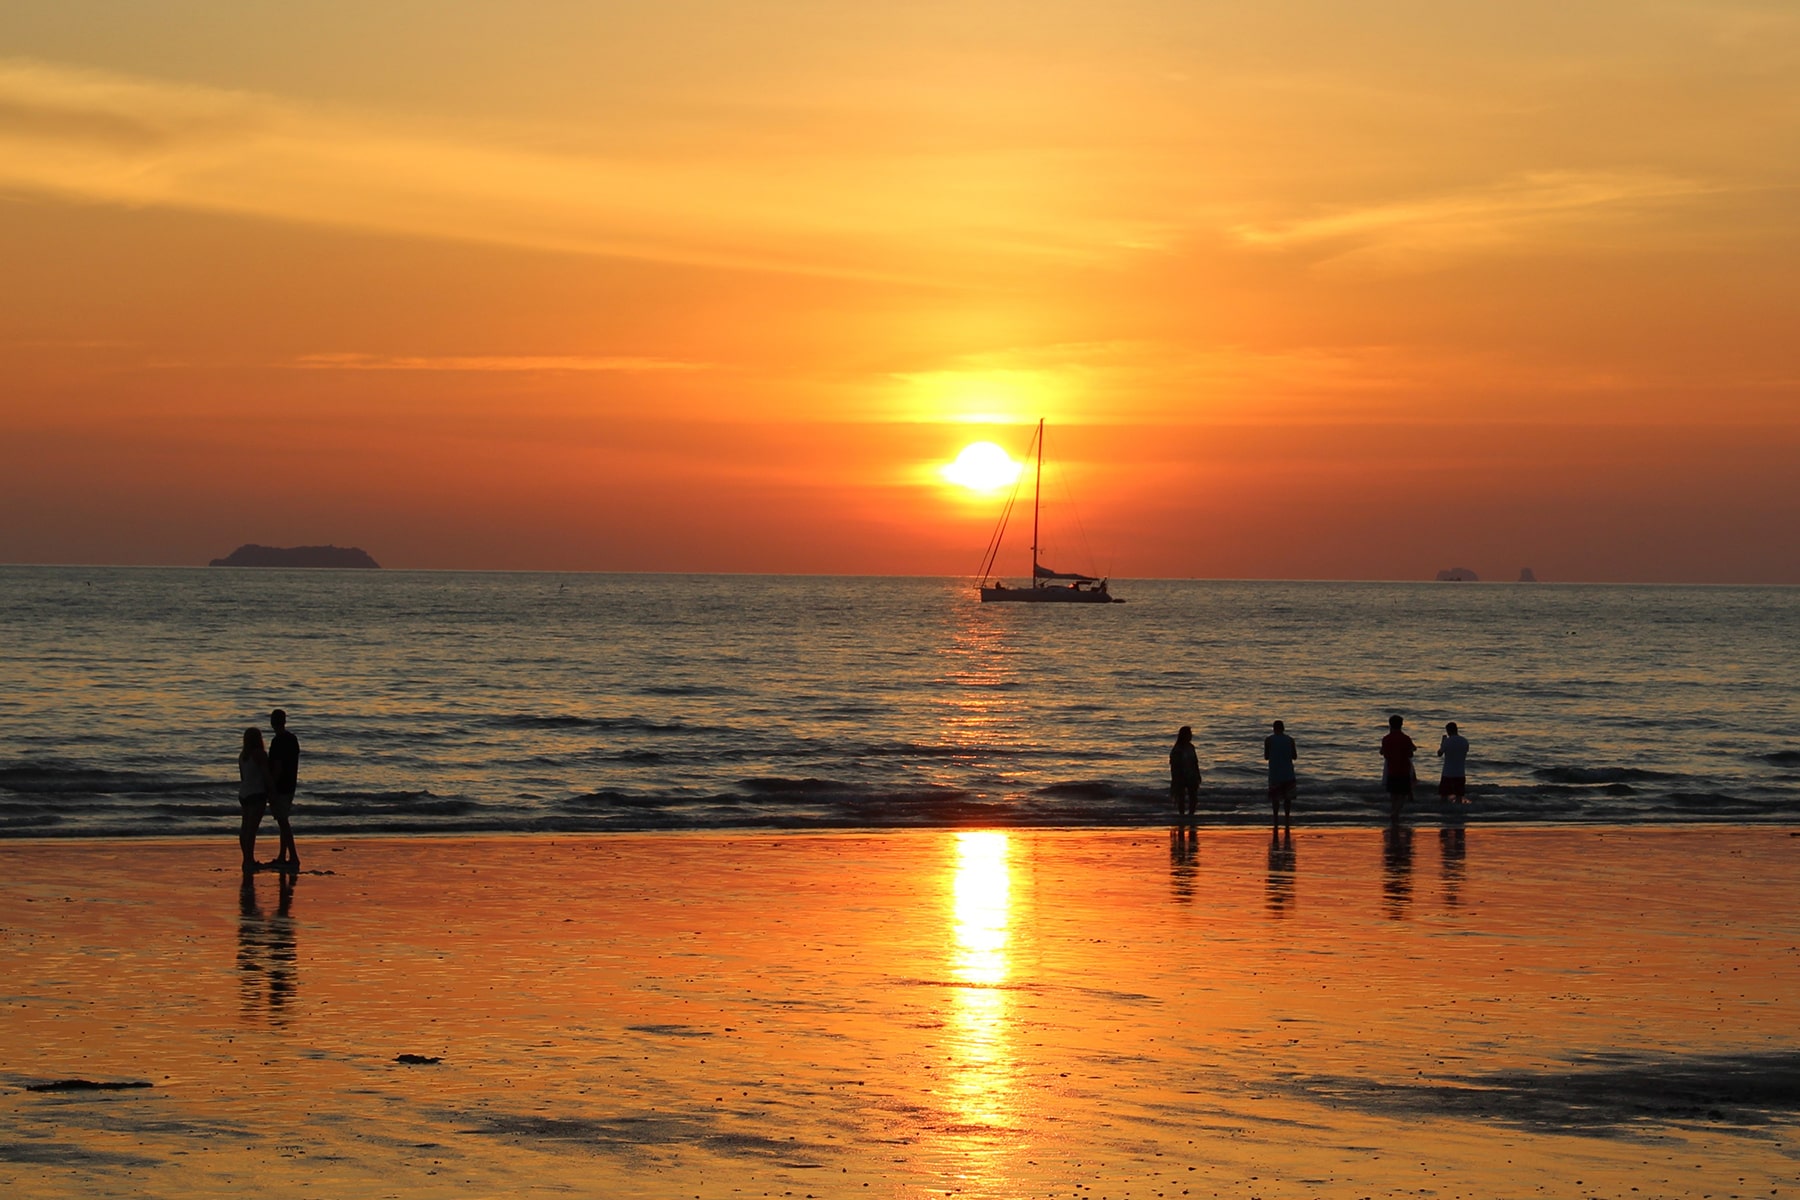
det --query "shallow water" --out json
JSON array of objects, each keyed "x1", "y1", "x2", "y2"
[
  {"x1": 1, "y1": 829, "x2": 1795, "y2": 1198},
  {"x1": 2, "y1": 567, "x2": 1796, "y2": 835}
]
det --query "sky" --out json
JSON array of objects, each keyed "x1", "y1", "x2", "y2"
[{"x1": 3, "y1": 1, "x2": 1797, "y2": 581}]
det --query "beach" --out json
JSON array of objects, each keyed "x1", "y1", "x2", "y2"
[{"x1": 3, "y1": 827, "x2": 1795, "y2": 1198}]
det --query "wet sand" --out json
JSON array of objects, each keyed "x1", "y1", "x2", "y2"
[{"x1": 2, "y1": 827, "x2": 1796, "y2": 1198}]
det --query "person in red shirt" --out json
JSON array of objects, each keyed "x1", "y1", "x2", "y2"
[{"x1": 1379, "y1": 714, "x2": 1416, "y2": 824}]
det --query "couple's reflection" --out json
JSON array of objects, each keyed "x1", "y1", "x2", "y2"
[
  {"x1": 237, "y1": 871, "x2": 297, "y2": 1023},
  {"x1": 1265, "y1": 828, "x2": 1296, "y2": 917}
]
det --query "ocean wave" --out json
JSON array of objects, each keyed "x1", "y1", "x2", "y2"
[
  {"x1": 1532, "y1": 766, "x2": 1681, "y2": 785},
  {"x1": 861, "y1": 741, "x2": 1027, "y2": 760},
  {"x1": 735, "y1": 777, "x2": 846, "y2": 796},
  {"x1": 0, "y1": 812, "x2": 64, "y2": 830},
  {"x1": 303, "y1": 790, "x2": 487, "y2": 817},
  {"x1": 483, "y1": 714, "x2": 705, "y2": 735},
  {"x1": 0, "y1": 768, "x2": 1792, "y2": 838},
  {"x1": 1763, "y1": 751, "x2": 1800, "y2": 767},
  {"x1": 0, "y1": 762, "x2": 219, "y2": 796},
  {"x1": 564, "y1": 791, "x2": 682, "y2": 811},
  {"x1": 1033, "y1": 781, "x2": 1128, "y2": 802}
]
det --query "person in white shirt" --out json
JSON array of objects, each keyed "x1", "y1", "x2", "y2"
[{"x1": 1436, "y1": 721, "x2": 1471, "y2": 803}]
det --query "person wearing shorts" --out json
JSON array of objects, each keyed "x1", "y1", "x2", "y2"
[
  {"x1": 267, "y1": 708, "x2": 301, "y2": 872},
  {"x1": 1379, "y1": 714, "x2": 1416, "y2": 823},
  {"x1": 1437, "y1": 721, "x2": 1470, "y2": 802},
  {"x1": 1264, "y1": 720, "x2": 1298, "y2": 825}
]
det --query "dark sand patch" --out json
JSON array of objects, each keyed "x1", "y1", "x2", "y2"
[
  {"x1": 1291, "y1": 1048, "x2": 1800, "y2": 1136},
  {"x1": 462, "y1": 1109, "x2": 832, "y2": 1164},
  {"x1": 0, "y1": 1138, "x2": 160, "y2": 1168}
]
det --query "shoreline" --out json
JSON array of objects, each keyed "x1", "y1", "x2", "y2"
[{"x1": 7, "y1": 812, "x2": 1800, "y2": 845}]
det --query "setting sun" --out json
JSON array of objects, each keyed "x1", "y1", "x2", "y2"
[{"x1": 941, "y1": 443, "x2": 1023, "y2": 493}]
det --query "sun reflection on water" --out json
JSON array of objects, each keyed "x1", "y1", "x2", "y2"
[{"x1": 936, "y1": 603, "x2": 1028, "y2": 796}]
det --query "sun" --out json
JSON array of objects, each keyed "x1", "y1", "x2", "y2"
[{"x1": 941, "y1": 442, "x2": 1023, "y2": 492}]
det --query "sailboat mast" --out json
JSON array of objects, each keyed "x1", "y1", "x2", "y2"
[{"x1": 1030, "y1": 417, "x2": 1043, "y2": 585}]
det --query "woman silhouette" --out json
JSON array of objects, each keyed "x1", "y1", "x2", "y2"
[
  {"x1": 238, "y1": 726, "x2": 271, "y2": 871},
  {"x1": 1169, "y1": 726, "x2": 1201, "y2": 821}
]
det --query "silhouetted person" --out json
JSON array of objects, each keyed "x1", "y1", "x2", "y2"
[
  {"x1": 267, "y1": 708, "x2": 301, "y2": 871},
  {"x1": 1264, "y1": 720, "x2": 1298, "y2": 825},
  {"x1": 1169, "y1": 726, "x2": 1200, "y2": 820},
  {"x1": 1380, "y1": 714, "x2": 1415, "y2": 823},
  {"x1": 1265, "y1": 827, "x2": 1296, "y2": 917},
  {"x1": 238, "y1": 726, "x2": 271, "y2": 871},
  {"x1": 1436, "y1": 721, "x2": 1471, "y2": 804}
]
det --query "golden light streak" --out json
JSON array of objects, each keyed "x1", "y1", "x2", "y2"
[{"x1": 943, "y1": 829, "x2": 1016, "y2": 1152}]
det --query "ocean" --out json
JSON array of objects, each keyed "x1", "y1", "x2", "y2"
[{"x1": 1, "y1": 567, "x2": 1795, "y2": 837}]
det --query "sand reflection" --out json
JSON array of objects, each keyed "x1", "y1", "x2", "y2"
[
  {"x1": 1382, "y1": 826, "x2": 1414, "y2": 920},
  {"x1": 945, "y1": 831, "x2": 1017, "y2": 1143},
  {"x1": 237, "y1": 872, "x2": 298, "y2": 1024},
  {"x1": 1440, "y1": 826, "x2": 1467, "y2": 907},
  {"x1": 1265, "y1": 828, "x2": 1296, "y2": 917},
  {"x1": 1169, "y1": 825, "x2": 1198, "y2": 903}
]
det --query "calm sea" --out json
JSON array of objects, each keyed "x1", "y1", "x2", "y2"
[{"x1": 1, "y1": 567, "x2": 1795, "y2": 837}]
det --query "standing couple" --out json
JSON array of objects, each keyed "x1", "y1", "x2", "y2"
[{"x1": 237, "y1": 708, "x2": 300, "y2": 872}]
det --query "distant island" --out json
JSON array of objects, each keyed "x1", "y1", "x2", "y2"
[
  {"x1": 1434, "y1": 566, "x2": 1479, "y2": 582},
  {"x1": 209, "y1": 544, "x2": 381, "y2": 569}
]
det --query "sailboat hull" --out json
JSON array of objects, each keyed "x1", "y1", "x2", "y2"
[{"x1": 980, "y1": 584, "x2": 1121, "y2": 604}]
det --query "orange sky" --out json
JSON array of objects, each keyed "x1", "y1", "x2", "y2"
[{"x1": 3, "y1": 3, "x2": 1796, "y2": 581}]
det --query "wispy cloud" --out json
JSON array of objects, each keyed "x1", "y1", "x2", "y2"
[
  {"x1": 290, "y1": 353, "x2": 704, "y2": 373},
  {"x1": 0, "y1": 59, "x2": 1127, "y2": 281},
  {"x1": 1229, "y1": 171, "x2": 1718, "y2": 268}
]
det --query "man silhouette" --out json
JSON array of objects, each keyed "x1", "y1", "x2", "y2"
[
  {"x1": 267, "y1": 708, "x2": 301, "y2": 871},
  {"x1": 1380, "y1": 714, "x2": 1416, "y2": 824},
  {"x1": 1264, "y1": 720, "x2": 1298, "y2": 825}
]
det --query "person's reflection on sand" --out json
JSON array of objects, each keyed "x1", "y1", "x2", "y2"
[
  {"x1": 1265, "y1": 828, "x2": 1296, "y2": 917},
  {"x1": 1169, "y1": 825, "x2": 1198, "y2": 903},
  {"x1": 1382, "y1": 825, "x2": 1414, "y2": 920},
  {"x1": 237, "y1": 871, "x2": 298, "y2": 1024},
  {"x1": 1440, "y1": 826, "x2": 1467, "y2": 908}
]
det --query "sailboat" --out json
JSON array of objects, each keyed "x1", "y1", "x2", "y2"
[{"x1": 977, "y1": 419, "x2": 1122, "y2": 604}]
